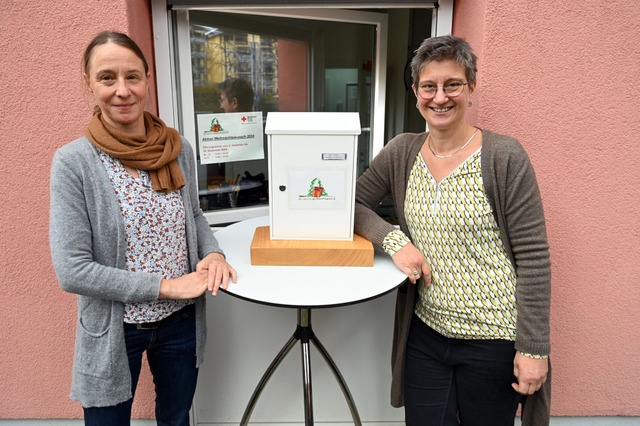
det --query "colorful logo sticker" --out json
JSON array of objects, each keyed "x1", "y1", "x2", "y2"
[
  {"x1": 300, "y1": 178, "x2": 329, "y2": 198},
  {"x1": 209, "y1": 118, "x2": 223, "y2": 132}
]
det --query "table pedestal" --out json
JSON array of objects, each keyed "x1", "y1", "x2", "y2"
[{"x1": 240, "y1": 308, "x2": 362, "y2": 426}]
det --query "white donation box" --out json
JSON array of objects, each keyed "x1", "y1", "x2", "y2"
[{"x1": 265, "y1": 112, "x2": 361, "y2": 240}]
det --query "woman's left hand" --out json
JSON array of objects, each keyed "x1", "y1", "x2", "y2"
[
  {"x1": 197, "y1": 252, "x2": 237, "y2": 296},
  {"x1": 512, "y1": 352, "x2": 548, "y2": 395},
  {"x1": 391, "y1": 243, "x2": 431, "y2": 285}
]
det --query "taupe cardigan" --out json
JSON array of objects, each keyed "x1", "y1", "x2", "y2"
[{"x1": 354, "y1": 130, "x2": 551, "y2": 426}]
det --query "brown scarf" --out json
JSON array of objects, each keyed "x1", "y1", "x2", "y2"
[{"x1": 85, "y1": 111, "x2": 186, "y2": 192}]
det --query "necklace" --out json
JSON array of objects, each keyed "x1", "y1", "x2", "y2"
[{"x1": 428, "y1": 128, "x2": 479, "y2": 159}]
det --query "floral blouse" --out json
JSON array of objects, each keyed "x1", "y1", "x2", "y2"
[{"x1": 99, "y1": 151, "x2": 193, "y2": 323}]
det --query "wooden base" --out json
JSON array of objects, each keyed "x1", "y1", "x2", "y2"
[{"x1": 250, "y1": 226, "x2": 373, "y2": 267}]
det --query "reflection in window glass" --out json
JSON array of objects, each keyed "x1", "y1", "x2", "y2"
[
  {"x1": 190, "y1": 20, "x2": 309, "y2": 212},
  {"x1": 188, "y1": 11, "x2": 375, "y2": 215}
]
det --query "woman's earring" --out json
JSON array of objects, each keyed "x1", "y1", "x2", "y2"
[
  {"x1": 468, "y1": 100, "x2": 473, "y2": 107},
  {"x1": 416, "y1": 102, "x2": 420, "y2": 108}
]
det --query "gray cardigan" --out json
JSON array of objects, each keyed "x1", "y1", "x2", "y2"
[
  {"x1": 49, "y1": 136, "x2": 222, "y2": 408},
  {"x1": 354, "y1": 130, "x2": 551, "y2": 426}
]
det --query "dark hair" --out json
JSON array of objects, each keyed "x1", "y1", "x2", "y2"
[
  {"x1": 218, "y1": 78, "x2": 255, "y2": 112},
  {"x1": 83, "y1": 31, "x2": 149, "y2": 76},
  {"x1": 410, "y1": 35, "x2": 478, "y2": 87}
]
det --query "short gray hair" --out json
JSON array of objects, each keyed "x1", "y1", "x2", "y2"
[{"x1": 410, "y1": 35, "x2": 478, "y2": 86}]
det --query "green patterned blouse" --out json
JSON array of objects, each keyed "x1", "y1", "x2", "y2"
[{"x1": 392, "y1": 149, "x2": 518, "y2": 341}]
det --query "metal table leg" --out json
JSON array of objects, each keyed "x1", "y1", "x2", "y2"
[
  {"x1": 298, "y1": 308, "x2": 314, "y2": 425},
  {"x1": 240, "y1": 308, "x2": 362, "y2": 426},
  {"x1": 239, "y1": 335, "x2": 297, "y2": 425},
  {"x1": 311, "y1": 334, "x2": 361, "y2": 425}
]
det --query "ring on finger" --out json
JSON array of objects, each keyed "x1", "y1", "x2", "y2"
[{"x1": 412, "y1": 271, "x2": 419, "y2": 276}]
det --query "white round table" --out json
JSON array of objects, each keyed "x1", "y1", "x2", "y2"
[{"x1": 214, "y1": 216, "x2": 406, "y2": 426}]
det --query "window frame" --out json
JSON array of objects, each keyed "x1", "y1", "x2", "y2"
[{"x1": 151, "y1": 0, "x2": 453, "y2": 225}]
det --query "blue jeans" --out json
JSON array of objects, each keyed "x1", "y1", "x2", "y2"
[
  {"x1": 404, "y1": 315, "x2": 521, "y2": 426},
  {"x1": 84, "y1": 304, "x2": 199, "y2": 426}
]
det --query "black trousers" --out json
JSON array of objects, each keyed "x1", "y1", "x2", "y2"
[{"x1": 404, "y1": 315, "x2": 521, "y2": 426}]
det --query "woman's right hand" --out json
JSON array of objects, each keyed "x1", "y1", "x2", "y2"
[
  {"x1": 391, "y1": 243, "x2": 432, "y2": 285},
  {"x1": 159, "y1": 271, "x2": 210, "y2": 300}
]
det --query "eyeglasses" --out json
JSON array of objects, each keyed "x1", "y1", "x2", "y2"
[{"x1": 416, "y1": 81, "x2": 468, "y2": 100}]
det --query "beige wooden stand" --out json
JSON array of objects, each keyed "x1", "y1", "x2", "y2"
[{"x1": 250, "y1": 226, "x2": 373, "y2": 266}]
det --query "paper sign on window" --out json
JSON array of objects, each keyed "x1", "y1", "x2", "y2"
[{"x1": 197, "y1": 112, "x2": 264, "y2": 164}]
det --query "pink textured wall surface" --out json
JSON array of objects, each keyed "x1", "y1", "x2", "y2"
[
  {"x1": 0, "y1": 0, "x2": 156, "y2": 419},
  {"x1": 454, "y1": 0, "x2": 640, "y2": 416},
  {"x1": 1, "y1": 0, "x2": 639, "y2": 420}
]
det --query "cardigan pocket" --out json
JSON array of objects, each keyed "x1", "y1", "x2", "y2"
[{"x1": 76, "y1": 310, "x2": 113, "y2": 379}]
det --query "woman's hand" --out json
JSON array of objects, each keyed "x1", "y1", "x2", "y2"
[
  {"x1": 512, "y1": 352, "x2": 548, "y2": 395},
  {"x1": 159, "y1": 253, "x2": 237, "y2": 299},
  {"x1": 159, "y1": 270, "x2": 210, "y2": 300},
  {"x1": 391, "y1": 243, "x2": 431, "y2": 285},
  {"x1": 196, "y1": 252, "x2": 238, "y2": 296}
]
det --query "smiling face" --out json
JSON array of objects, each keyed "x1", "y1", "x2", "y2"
[
  {"x1": 84, "y1": 42, "x2": 150, "y2": 135},
  {"x1": 414, "y1": 59, "x2": 474, "y2": 133}
]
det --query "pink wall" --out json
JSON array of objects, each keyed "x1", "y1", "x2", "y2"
[
  {"x1": 0, "y1": 0, "x2": 156, "y2": 419},
  {"x1": 1, "y1": 0, "x2": 639, "y2": 420},
  {"x1": 277, "y1": 39, "x2": 309, "y2": 112},
  {"x1": 454, "y1": 0, "x2": 640, "y2": 416}
]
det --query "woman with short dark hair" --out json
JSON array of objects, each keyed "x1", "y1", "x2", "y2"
[
  {"x1": 355, "y1": 35, "x2": 551, "y2": 426},
  {"x1": 218, "y1": 77, "x2": 255, "y2": 112}
]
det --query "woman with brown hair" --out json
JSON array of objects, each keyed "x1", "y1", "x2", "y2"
[{"x1": 49, "y1": 31, "x2": 237, "y2": 425}]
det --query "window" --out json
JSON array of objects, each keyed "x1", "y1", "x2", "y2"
[{"x1": 152, "y1": 1, "x2": 451, "y2": 225}]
